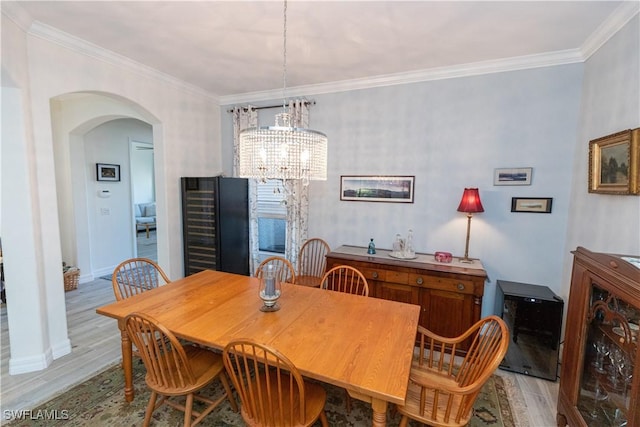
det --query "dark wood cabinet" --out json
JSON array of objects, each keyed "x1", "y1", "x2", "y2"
[
  {"x1": 557, "y1": 247, "x2": 639, "y2": 427},
  {"x1": 181, "y1": 177, "x2": 249, "y2": 276},
  {"x1": 326, "y1": 245, "x2": 486, "y2": 349}
]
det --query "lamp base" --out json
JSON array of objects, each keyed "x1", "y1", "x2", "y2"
[{"x1": 459, "y1": 257, "x2": 475, "y2": 264}]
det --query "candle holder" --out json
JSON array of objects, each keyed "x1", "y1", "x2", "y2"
[{"x1": 259, "y1": 264, "x2": 281, "y2": 312}]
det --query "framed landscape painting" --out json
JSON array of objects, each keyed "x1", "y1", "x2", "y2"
[
  {"x1": 588, "y1": 128, "x2": 639, "y2": 195},
  {"x1": 494, "y1": 167, "x2": 532, "y2": 186},
  {"x1": 340, "y1": 175, "x2": 415, "y2": 203},
  {"x1": 511, "y1": 197, "x2": 553, "y2": 213}
]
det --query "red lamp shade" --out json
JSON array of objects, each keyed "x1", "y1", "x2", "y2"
[{"x1": 457, "y1": 188, "x2": 484, "y2": 213}]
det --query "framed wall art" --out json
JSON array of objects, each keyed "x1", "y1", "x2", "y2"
[
  {"x1": 511, "y1": 197, "x2": 553, "y2": 213},
  {"x1": 494, "y1": 167, "x2": 532, "y2": 186},
  {"x1": 340, "y1": 175, "x2": 415, "y2": 203},
  {"x1": 588, "y1": 128, "x2": 639, "y2": 195},
  {"x1": 96, "y1": 163, "x2": 120, "y2": 182}
]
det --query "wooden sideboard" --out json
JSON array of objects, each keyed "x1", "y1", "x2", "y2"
[{"x1": 326, "y1": 245, "x2": 487, "y2": 348}]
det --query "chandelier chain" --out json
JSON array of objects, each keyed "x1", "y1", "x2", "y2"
[{"x1": 282, "y1": 0, "x2": 288, "y2": 111}]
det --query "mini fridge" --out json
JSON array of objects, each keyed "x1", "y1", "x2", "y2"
[{"x1": 495, "y1": 280, "x2": 564, "y2": 381}]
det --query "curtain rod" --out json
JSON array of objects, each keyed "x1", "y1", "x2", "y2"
[{"x1": 226, "y1": 100, "x2": 315, "y2": 113}]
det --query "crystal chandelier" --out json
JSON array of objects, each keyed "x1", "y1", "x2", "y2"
[{"x1": 238, "y1": 0, "x2": 327, "y2": 184}]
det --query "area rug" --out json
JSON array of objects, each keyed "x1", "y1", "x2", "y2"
[{"x1": 6, "y1": 361, "x2": 515, "y2": 426}]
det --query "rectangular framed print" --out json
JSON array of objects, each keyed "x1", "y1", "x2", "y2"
[
  {"x1": 494, "y1": 168, "x2": 532, "y2": 186},
  {"x1": 96, "y1": 163, "x2": 120, "y2": 182},
  {"x1": 511, "y1": 197, "x2": 553, "y2": 213},
  {"x1": 340, "y1": 175, "x2": 415, "y2": 203}
]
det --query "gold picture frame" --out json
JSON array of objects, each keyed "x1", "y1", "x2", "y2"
[{"x1": 588, "y1": 128, "x2": 639, "y2": 195}]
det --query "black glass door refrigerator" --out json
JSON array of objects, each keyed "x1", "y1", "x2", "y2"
[{"x1": 181, "y1": 177, "x2": 249, "y2": 276}]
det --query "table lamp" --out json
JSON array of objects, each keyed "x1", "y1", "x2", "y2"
[{"x1": 457, "y1": 188, "x2": 484, "y2": 263}]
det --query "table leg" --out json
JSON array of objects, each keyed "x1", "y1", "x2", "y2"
[
  {"x1": 371, "y1": 398, "x2": 388, "y2": 427},
  {"x1": 347, "y1": 389, "x2": 388, "y2": 427},
  {"x1": 145, "y1": 224, "x2": 150, "y2": 239},
  {"x1": 119, "y1": 321, "x2": 135, "y2": 402}
]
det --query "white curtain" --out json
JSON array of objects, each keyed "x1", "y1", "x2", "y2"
[
  {"x1": 232, "y1": 106, "x2": 259, "y2": 275},
  {"x1": 283, "y1": 99, "x2": 310, "y2": 268}
]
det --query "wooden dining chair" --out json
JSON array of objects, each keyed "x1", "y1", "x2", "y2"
[
  {"x1": 296, "y1": 238, "x2": 330, "y2": 287},
  {"x1": 319, "y1": 265, "x2": 369, "y2": 296},
  {"x1": 396, "y1": 315, "x2": 509, "y2": 427},
  {"x1": 124, "y1": 312, "x2": 238, "y2": 427},
  {"x1": 255, "y1": 256, "x2": 296, "y2": 284},
  {"x1": 222, "y1": 339, "x2": 328, "y2": 427},
  {"x1": 112, "y1": 257, "x2": 170, "y2": 301}
]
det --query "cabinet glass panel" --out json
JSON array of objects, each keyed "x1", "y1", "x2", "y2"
[{"x1": 577, "y1": 282, "x2": 638, "y2": 425}]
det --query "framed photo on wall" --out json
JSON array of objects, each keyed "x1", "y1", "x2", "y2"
[
  {"x1": 340, "y1": 175, "x2": 415, "y2": 203},
  {"x1": 511, "y1": 197, "x2": 553, "y2": 213},
  {"x1": 588, "y1": 128, "x2": 639, "y2": 195},
  {"x1": 494, "y1": 167, "x2": 532, "y2": 186},
  {"x1": 96, "y1": 163, "x2": 120, "y2": 182}
]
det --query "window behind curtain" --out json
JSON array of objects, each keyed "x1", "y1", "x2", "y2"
[{"x1": 257, "y1": 180, "x2": 286, "y2": 254}]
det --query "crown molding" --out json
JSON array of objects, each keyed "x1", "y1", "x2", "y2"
[
  {"x1": 1, "y1": 1, "x2": 35, "y2": 32},
  {"x1": 580, "y1": 1, "x2": 640, "y2": 60},
  {"x1": 27, "y1": 20, "x2": 218, "y2": 102},
  {"x1": 9, "y1": 0, "x2": 637, "y2": 107},
  {"x1": 219, "y1": 49, "x2": 583, "y2": 105}
]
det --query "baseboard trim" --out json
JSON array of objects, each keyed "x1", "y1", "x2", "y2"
[
  {"x1": 9, "y1": 348, "x2": 53, "y2": 374},
  {"x1": 52, "y1": 338, "x2": 72, "y2": 359}
]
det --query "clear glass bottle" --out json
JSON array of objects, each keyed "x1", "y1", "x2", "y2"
[
  {"x1": 405, "y1": 229, "x2": 415, "y2": 258},
  {"x1": 393, "y1": 234, "x2": 402, "y2": 254}
]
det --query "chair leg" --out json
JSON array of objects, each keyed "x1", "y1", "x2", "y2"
[
  {"x1": 319, "y1": 410, "x2": 329, "y2": 427},
  {"x1": 184, "y1": 393, "x2": 194, "y2": 427},
  {"x1": 398, "y1": 415, "x2": 409, "y2": 427},
  {"x1": 143, "y1": 391, "x2": 158, "y2": 427},
  {"x1": 344, "y1": 389, "x2": 352, "y2": 413},
  {"x1": 219, "y1": 373, "x2": 238, "y2": 412}
]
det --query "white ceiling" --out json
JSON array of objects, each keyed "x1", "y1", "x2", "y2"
[{"x1": 6, "y1": 1, "x2": 635, "y2": 101}]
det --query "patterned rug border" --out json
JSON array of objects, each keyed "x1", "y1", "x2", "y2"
[
  {"x1": 5, "y1": 361, "x2": 518, "y2": 426},
  {"x1": 494, "y1": 372, "x2": 530, "y2": 427}
]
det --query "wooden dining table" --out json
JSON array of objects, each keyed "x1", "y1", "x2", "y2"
[{"x1": 96, "y1": 269, "x2": 420, "y2": 427}]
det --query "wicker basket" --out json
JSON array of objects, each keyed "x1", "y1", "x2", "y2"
[{"x1": 63, "y1": 268, "x2": 80, "y2": 291}]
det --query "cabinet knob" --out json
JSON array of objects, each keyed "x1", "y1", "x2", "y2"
[
  {"x1": 416, "y1": 277, "x2": 424, "y2": 285},
  {"x1": 372, "y1": 272, "x2": 379, "y2": 279},
  {"x1": 457, "y1": 283, "x2": 465, "y2": 291}
]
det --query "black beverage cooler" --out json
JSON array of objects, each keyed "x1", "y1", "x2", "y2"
[{"x1": 495, "y1": 280, "x2": 564, "y2": 381}]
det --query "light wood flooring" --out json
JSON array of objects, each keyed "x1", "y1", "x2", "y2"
[
  {"x1": 136, "y1": 228, "x2": 157, "y2": 261},
  {"x1": 0, "y1": 255, "x2": 560, "y2": 426}
]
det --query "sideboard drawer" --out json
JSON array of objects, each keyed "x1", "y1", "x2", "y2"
[
  {"x1": 386, "y1": 271, "x2": 409, "y2": 284},
  {"x1": 421, "y1": 276, "x2": 475, "y2": 294},
  {"x1": 361, "y1": 268, "x2": 387, "y2": 282},
  {"x1": 362, "y1": 268, "x2": 409, "y2": 284},
  {"x1": 408, "y1": 273, "x2": 427, "y2": 286}
]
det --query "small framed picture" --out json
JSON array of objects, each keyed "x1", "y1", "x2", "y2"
[
  {"x1": 588, "y1": 128, "x2": 639, "y2": 195},
  {"x1": 340, "y1": 175, "x2": 415, "y2": 203},
  {"x1": 511, "y1": 197, "x2": 553, "y2": 213},
  {"x1": 96, "y1": 163, "x2": 120, "y2": 182},
  {"x1": 494, "y1": 168, "x2": 532, "y2": 186}
]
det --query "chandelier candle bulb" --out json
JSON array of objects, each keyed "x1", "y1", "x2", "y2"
[{"x1": 265, "y1": 277, "x2": 275, "y2": 296}]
